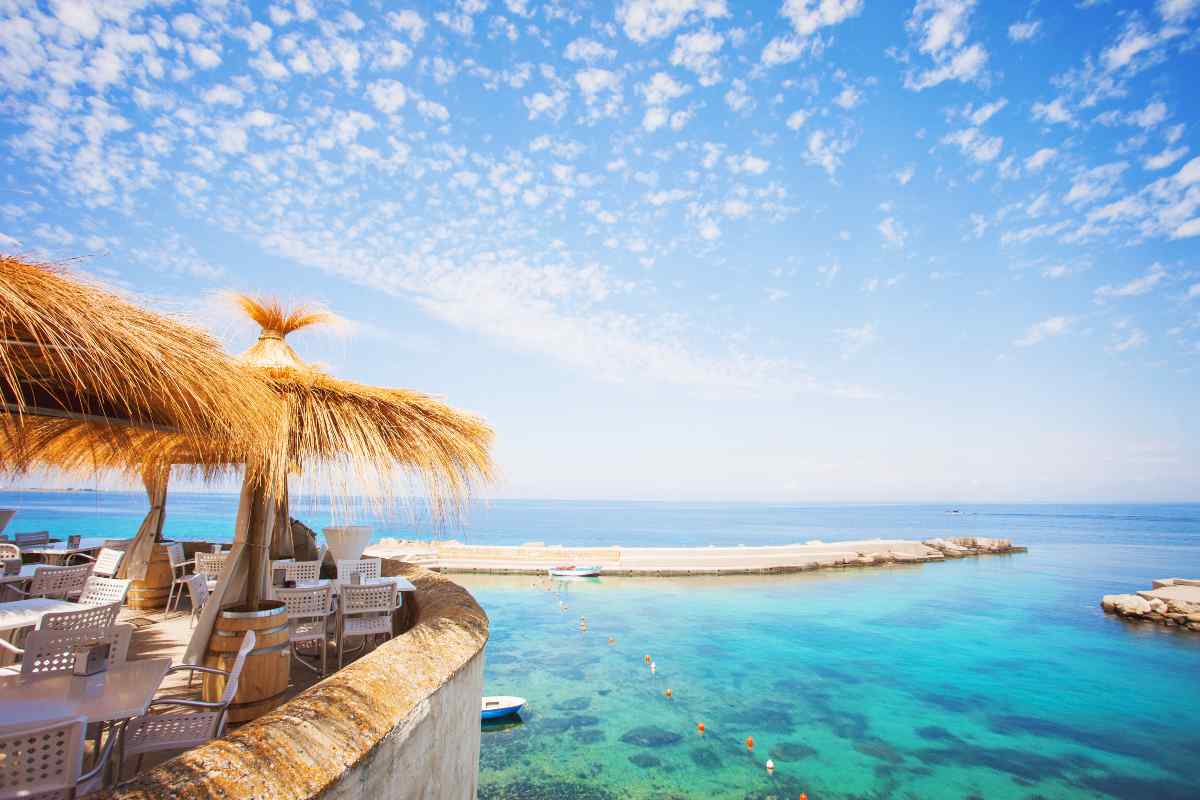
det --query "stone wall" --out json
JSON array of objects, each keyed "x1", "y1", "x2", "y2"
[{"x1": 100, "y1": 560, "x2": 489, "y2": 800}]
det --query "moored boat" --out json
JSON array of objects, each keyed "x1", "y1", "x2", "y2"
[
  {"x1": 548, "y1": 564, "x2": 602, "y2": 577},
  {"x1": 482, "y1": 695, "x2": 526, "y2": 720}
]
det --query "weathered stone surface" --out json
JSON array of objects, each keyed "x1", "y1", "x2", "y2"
[{"x1": 100, "y1": 560, "x2": 489, "y2": 800}]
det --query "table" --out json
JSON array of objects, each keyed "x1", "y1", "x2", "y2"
[
  {"x1": 0, "y1": 657, "x2": 171, "y2": 726},
  {"x1": 23, "y1": 539, "x2": 106, "y2": 565},
  {"x1": 0, "y1": 598, "x2": 80, "y2": 633}
]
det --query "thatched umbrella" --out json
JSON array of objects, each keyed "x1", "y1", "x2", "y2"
[
  {"x1": 184, "y1": 295, "x2": 493, "y2": 663},
  {"x1": 0, "y1": 257, "x2": 281, "y2": 579}
]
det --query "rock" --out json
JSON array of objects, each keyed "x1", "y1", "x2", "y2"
[
  {"x1": 1101, "y1": 595, "x2": 1120, "y2": 612},
  {"x1": 628, "y1": 753, "x2": 660, "y2": 769},
  {"x1": 1164, "y1": 618, "x2": 1176, "y2": 627},
  {"x1": 1149, "y1": 599, "x2": 1168, "y2": 613},
  {"x1": 619, "y1": 727, "x2": 683, "y2": 748},
  {"x1": 1113, "y1": 595, "x2": 1151, "y2": 616},
  {"x1": 1152, "y1": 578, "x2": 1177, "y2": 589},
  {"x1": 1188, "y1": 613, "x2": 1200, "y2": 624}
]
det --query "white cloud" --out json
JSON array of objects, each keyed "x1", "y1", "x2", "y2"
[
  {"x1": 524, "y1": 90, "x2": 568, "y2": 121},
  {"x1": 966, "y1": 98, "x2": 1006, "y2": 126},
  {"x1": 1008, "y1": 19, "x2": 1041, "y2": 42},
  {"x1": 172, "y1": 13, "x2": 205, "y2": 39},
  {"x1": 1015, "y1": 316, "x2": 1071, "y2": 347},
  {"x1": 1144, "y1": 146, "x2": 1189, "y2": 170},
  {"x1": 1031, "y1": 97, "x2": 1074, "y2": 126},
  {"x1": 52, "y1": 0, "x2": 101, "y2": 39},
  {"x1": 727, "y1": 153, "x2": 770, "y2": 175},
  {"x1": 786, "y1": 110, "x2": 810, "y2": 130},
  {"x1": 576, "y1": 68, "x2": 621, "y2": 98},
  {"x1": 671, "y1": 29, "x2": 724, "y2": 85},
  {"x1": 417, "y1": 98, "x2": 450, "y2": 122},
  {"x1": 366, "y1": 80, "x2": 408, "y2": 113},
  {"x1": 1158, "y1": 0, "x2": 1199, "y2": 23},
  {"x1": 942, "y1": 128, "x2": 1003, "y2": 162},
  {"x1": 639, "y1": 72, "x2": 690, "y2": 105},
  {"x1": 760, "y1": 34, "x2": 817, "y2": 66},
  {"x1": 1024, "y1": 148, "x2": 1058, "y2": 173},
  {"x1": 564, "y1": 38, "x2": 616, "y2": 63},
  {"x1": 904, "y1": 0, "x2": 989, "y2": 90},
  {"x1": 833, "y1": 87, "x2": 861, "y2": 110},
  {"x1": 215, "y1": 125, "x2": 247, "y2": 154},
  {"x1": 781, "y1": 0, "x2": 864, "y2": 35},
  {"x1": 817, "y1": 261, "x2": 841, "y2": 286},
  {"x1": 835, "y1": 321, "x2": 876, "y2": 359},
  {"x1": 1109, "y1": 327, "x2": 1148, "y2": 353},
  {"x1": 877, "y1": 216, "x2": 908, "y2": 248},
  {"x1": 642, "y1": 106, "x2": 669, "y2": 131},
  {"x1": 895, "y1": 164, "x2": 915, "y2": 185},
  {"x1": 202, "y1": 85, "x2": 244, "y2": 107},
  {"x1": 804, "y1": 129, "x2": 853, "y2": 175},
  {"x1": 387, "y1": 10, "x2": 427, "y2": 41},
  {"x1": 698, "y1": 217, "x2": 721, "y2": 240},
  {"x1": 1064, "y1": 162, "x2": 1127, "y2": 206},
  {"x1": 1094, "y1": 264, "x2": 1166, "y2": 301},
  {"x1": 617, "y1": 0, "x2": 729, "y2": 43},
  {"x1": 189, "y1": 44, "x2": 222, "y2": 70}
]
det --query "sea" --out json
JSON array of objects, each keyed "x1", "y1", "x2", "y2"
[{"x1": 4, "y1": 491, "x2": 1199, "y2": 800}]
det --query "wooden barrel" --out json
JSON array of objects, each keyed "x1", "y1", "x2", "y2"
[
  {"x1": 126, "y1": 543, "x2": 173, "y2": 610},
  {"x1": 203, "y1": 602, "x2": 291, "y2": 724}
]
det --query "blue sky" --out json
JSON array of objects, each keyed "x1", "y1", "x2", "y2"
[{"x1": 1, "y1": 0, "x2": 1199, "y2": 502}]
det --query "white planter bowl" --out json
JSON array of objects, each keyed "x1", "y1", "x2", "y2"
[{"x1": 323, "y1": 525, "x2": 373, "y2": 563}]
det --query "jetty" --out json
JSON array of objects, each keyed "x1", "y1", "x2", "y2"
[
  {"x1": 367, "y1": 536, "x2": 1025, "y2": 577},
  {"x1": 1101, "y1": 578, "x2": 1200, "y2": 632}
]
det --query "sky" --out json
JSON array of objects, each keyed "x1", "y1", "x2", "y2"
[{"x1": 1, "y1": 0, "x2": 1199, "y2": 503}]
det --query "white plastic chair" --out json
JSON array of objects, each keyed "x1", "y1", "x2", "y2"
[
  {"x1": 164, "y1": 543, "x2": 195, "y2": 616},
  {"x1": 68, "y1": 546, "x2": 125, "y2": 578},
  {"x1": 336, "y1": 583, "x2": 396, "y2": 669},
  {"x1": 0, "y1": 542, "x2": 19, "y2": 560},
  {"x1": 0, "y1": 716, "x2": 116, "y2": 798},
  {"x1": 9, "y1": 564, "x2": 91, "y2": 600},
  {"x1": 119, "y1": 631, "x2": 256, "y2": 778},
  {"x1": 39, "y1": 601, "x2": 121, "y2": 632},
  {"x1": 184, "y1": 573, "x2": 210, "y2": 627},
  {"x1": 336, "y1": 558, "x2": 381, "y2": 583},
  {"x1": 276, "y1": 584, "x2": 334, "y2": 674},
  {"x1": 285, "y1": 560, "x2": 321, "y2": 583},
  {"x1": 193, "y1": 552, "x2": 225, "y2": 591},
  {"x1": 77, "y1": 576, "x2": 131, "y2": 607},
  {"x1": 11, "y1": 624, "x2": 133, "y2": 676}
]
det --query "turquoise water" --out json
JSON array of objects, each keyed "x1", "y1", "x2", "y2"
[{"x1": 3, "y1": 493, "x2": 1199, "y2": 798}]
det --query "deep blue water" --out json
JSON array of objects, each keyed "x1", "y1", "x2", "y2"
[{"x1": 3, "y1": 492, "x2": 1199, "y2": 798}]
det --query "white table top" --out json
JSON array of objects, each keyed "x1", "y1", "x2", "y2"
[
  {"x1": 272, "y1": 576, "x2": 416, "y2": 596},
  {"x1": 0, "y1": 657, "x2": 171, "y2": 725},
  {"x1": 22, "y1": 541, "x2": 104, "y2": 556},
  {"x1": 0, "y1": 598, "x2": 80, "y2": 632},
  {"x1": 0, "y1": 563, "x2": 65, "y2": 585}
]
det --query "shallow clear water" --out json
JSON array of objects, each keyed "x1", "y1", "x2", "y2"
[{"x1": 3, "y1": 493, "x2": 1199, "y2": 798}]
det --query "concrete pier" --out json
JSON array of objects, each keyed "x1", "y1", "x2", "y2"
[{"x1": 367, "y1": 535, "x2": 1025, "y2": 577}]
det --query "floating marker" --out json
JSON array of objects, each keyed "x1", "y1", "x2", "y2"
[
  {"x1": 644, "y1": 654, "x2": 652, "y2": 663},
  {"x1": 696, "y1": 722, "x2": 705, "y2": 734},
  {"x1": 766, "y1": 758, "x2": 775, "y2": 774},
  {"x1": 664, "y1": 688, "x2": 673, "y2": 698},
  {"x1": 650, "y1": 661, "x2": 656, "y2": 674},
  {"x1": 746, "y1": 736, "x2": 755, "y2": 751},
  {"x1": 608, "y1": 636, "x2": 616, "y2": 645}
]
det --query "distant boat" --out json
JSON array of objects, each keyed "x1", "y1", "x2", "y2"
[
  {"x1": 482, "y1": 696, "x2": 526, "y2": 720},
  {"x1": 548, "y1": 564, "x2": 602, "y2": 577}
]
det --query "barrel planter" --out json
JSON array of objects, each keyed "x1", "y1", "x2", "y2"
[
  {"x1": 126, "y1": 542, "x2": 173, "y2": 610},
  {"x1": 203, "y1": 601, "x2": 291, "y2": 724}
]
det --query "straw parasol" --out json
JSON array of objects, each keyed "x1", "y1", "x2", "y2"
[
  {"x1": 184, "y1": 294, "x2": 494, "y2": 663},
  {"x1": 0, "y1": 256, "x2": 282, "y2": 579}
]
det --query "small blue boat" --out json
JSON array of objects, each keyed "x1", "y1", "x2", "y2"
[{"x1": 482, "y1": 695, "x2": 526, "y2": 720}]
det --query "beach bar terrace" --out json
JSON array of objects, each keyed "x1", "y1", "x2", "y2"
[{"x1": 0, "y1": 257, "x2": 494, "y2": 799}]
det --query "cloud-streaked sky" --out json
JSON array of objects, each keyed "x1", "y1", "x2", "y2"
[{"x1": 2, "y1": 0, "x2": 1199, "y2": 502}]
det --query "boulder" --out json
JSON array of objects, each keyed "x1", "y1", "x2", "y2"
[{"x1": 1112, "y1": 595, "x2": 1151, "y2": 616}]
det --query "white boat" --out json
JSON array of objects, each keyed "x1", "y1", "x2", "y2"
[
  {"x1": 482, "y1": 695, "x2": 526, "y2": 720},
  {"x1": 548, "y1": 564, "x2": 602, "y2": 577}
]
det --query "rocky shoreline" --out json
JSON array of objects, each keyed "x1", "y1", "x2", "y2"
[
  {"x1": 368, "y1": 535, "x2": 1026, "y2": 577},
  {"x1": 1101, "y1": 578, "x2": 1200, "y2": 632}
]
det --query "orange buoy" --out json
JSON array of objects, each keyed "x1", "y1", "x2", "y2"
[
  {"x1": 746, "y1": 736, "x2": 755, "y2": 751},
  {"x1": 664, "y1": 688, "x2": 673, "y2": 698},
  {"x1": 644, "y1": 654, "x2": 651, "y2": 663},
  {"x1": 608, "y1": 636, "x2": 616, "y2": 645},
  {"x1": 800, "y1": 794, "x2": 807, "y2": 800},
  {"x1": 696, "y1": 722, "x2": 705, "y2": 733}
]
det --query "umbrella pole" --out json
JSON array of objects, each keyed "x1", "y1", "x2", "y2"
[{"x1": 244, "y1": 481, "x2": 271, "y2": 610}]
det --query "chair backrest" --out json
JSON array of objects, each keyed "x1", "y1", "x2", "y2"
[
  {"x1": 102, "y1": 539, "x2": 132, "y2": 551},
  {"x1": 194, "y1": 552, "x2": 226, "y2": 578},
  {"x1": 92, "y1": 547, "x2": 125, "y2": 578},
  {"x1": 39, "y1": 601, "x2": 121, "y2": 632},
  {"x1": 339, "y1": 583, "x2": 396, "y2": 617},
  {"x1": 0, "y1": 542, "x2": 19, "y2": 559},
  {"x1": 276, "y1": 584, "x2": 332, "y2": 621},
  {"x1": 285, "y1": 560, "x2": 321, "y2": 583},
  {"x1": 14, "y1": 530, "x2": 50, "y2": 547},
  {"x1": 221, "y1": 630, "x2": 257, "y2": 705},
  {"x1": 185, "y1": 573, "x2": 210, "y2": 610},
  {"x1": 337, "y1": 558, "x2": 381, "y2": 582},
  {"x1": 0, "y1": 716, "x2": 86, "y2": 798},
  {"x1": 19, "y1": 624, "x2": 134, "y2": 676},
  {"x1": 78, "y1": 576, "x2": 130, "y2": 606},
  {"x1": 28, "y1": 564, "x2": 91, "y2": 599},
  {"x1": 166, "y1": 542, "x2": 186, "y2": 569}
]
